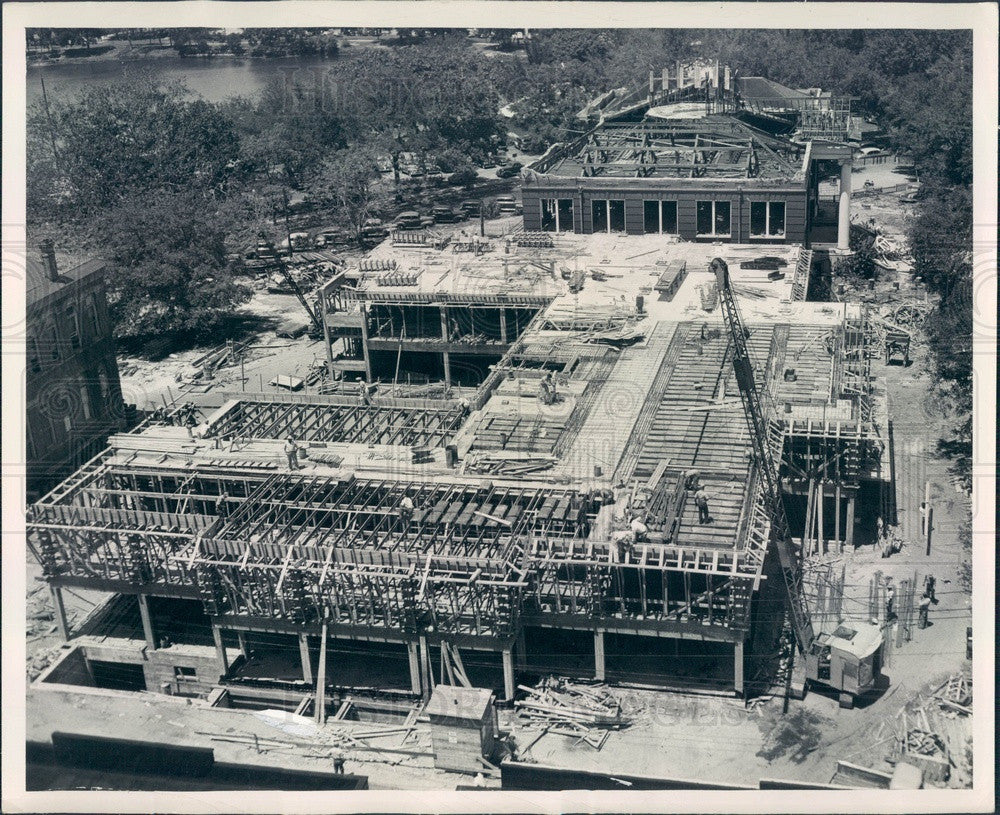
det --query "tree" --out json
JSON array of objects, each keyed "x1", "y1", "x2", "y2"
[
  {"x1": 95, "y1": 190, "x2": 251, "y2": 342},
  {"x1": 27, "y1": 77, "x2": 242, "y2": 216},
  {"x1": 307, "y1": 150, "x2": 381, "y2": 238},
  {"x1": 225, "y1": 33, "x2": 245, "y2": 56}
]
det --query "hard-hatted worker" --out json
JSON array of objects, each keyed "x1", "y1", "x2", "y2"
[
  {"x1": 215, "y1": 491, "x2": 230, "y2": 520},
  {"x1": 358, "y1": 380, "x2": 371, "y2": 405},
  {"x1": 284, "y1": 437, "x2": 301, "y2": 470},
  {"x1": 399, "y1": 494, "x2": 415, "y2": 529},
  {"x1": 630, "y1": 514, "x2": 649, "y2": 543},
  {"x1": 684, "y1": 468, "x2": 701, "y2": 490},
  {"x1": 924, "y1": 573, "x2": 937, "y2": 604},
  {"x1": 918, "y1": 590, "x2": 932, "y2": 629},
  {"x1": 694, "y1": 486, "x2": 711, "y2": 524}
]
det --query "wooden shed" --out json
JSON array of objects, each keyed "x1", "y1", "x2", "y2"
[{"x1": 425, "y1": 685, "x2": 497, "y2": 774}]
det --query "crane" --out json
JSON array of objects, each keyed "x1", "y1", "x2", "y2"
[
  {"x1": 258, "y1": 233, "x2": 323, "y2": 336},
  {"x1": 712, "y1": 258, "x2": 884, "y2": 708}
]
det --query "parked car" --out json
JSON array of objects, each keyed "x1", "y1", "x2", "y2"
[
  {"x1": 460, "y1": 200, "x2": 481, "y2": 217},
  {"x1": 395, "y1": 210, "x2": 423, "y2": 230},
  {"x1": 359, "y1": 224, "x2": 389, "y2": 248},
  {"x1": 496, "y1": 161, "x2": 523, "y2": 179},
  {"x1": 494, "y1": 195, "x2": 520, "y2": 215},
  {"x1": 419, "y1": 215, "x2": 436, "y2": 229},
  {"x1": 432, "y1": 205, "x2": 464, "y2": 223},
  {"x1": 319, "y1": 228, "x2": 354, "y2": 247}
]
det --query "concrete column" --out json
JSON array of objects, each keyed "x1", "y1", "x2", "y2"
[
  {"x1": 837, "y1": 160, "x2": 852, "y2": 251},
  {"x1": 298, "y1": 633, "x2": 313, "y2": 683},
  {"x1": 499, "y1": 307, "x2": 507, "y2": 344},
  {"x1": 439, "y1": 306, "x2": 452, "y2": 392},
  {"x1": 734, "y1": 639, "x2": 745, "y2": 696},
  {"x1": 418, "y1": 636, "x2": 432, "y2": 701},
  {"x1": 845, "y1": 494, "x2": 856, "y2": 550},
  {"x1": 407, "y1": 641, "x2": 422, "y2": 695},
  {"x1": 50, "y1": 585, "x2": 70, "y2": 641},
  {"x1": 212, "y1": 624, "x2": 229, "y2": 673},
  {"x1": 359, "y1": 303, "x2": 373, "y2": 382},
  {"x1": 593, "y1": 630, "x2": 606, "y2": 681},
  {"x1": 137, "y1": 593, "x2": 156, "y2": 650},
  {"x1": 320, "y1": 288, "x2": 336, "y2": 383},
  {"x1": 502, "y1": 648, "x2": 515, "y2": 701}
]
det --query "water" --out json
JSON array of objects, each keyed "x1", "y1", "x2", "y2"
[{"x1": 27, "y1": 54, "x2": 341, "y2": 106}]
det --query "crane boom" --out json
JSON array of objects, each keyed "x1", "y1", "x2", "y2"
[
  {"x1": 711, "y1": 257, "x2": 816, "y2": 655},
  {"x1": 259, "y1": 234, "x2": 322, "y2": 334}
]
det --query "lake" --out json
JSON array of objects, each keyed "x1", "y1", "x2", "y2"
[{"x1": 27, "y1": 54, "x2": 343, "y2": 105}]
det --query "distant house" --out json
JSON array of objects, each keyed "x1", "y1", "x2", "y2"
[{"x1": 26, "y1": 240, "x2": 126, "y2": 498}]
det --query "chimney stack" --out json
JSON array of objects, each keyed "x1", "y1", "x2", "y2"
[{"x1": 40, "y1": 239, "x2": 58, "y2": 281}]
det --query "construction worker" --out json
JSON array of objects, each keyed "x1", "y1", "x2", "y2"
[
  {"x1": 399, "y1": 494, "x2": 415, "y2": 529},
  {"x1": 918, "y1": 590, "x2": 932, "y2": 629},
  {"x1": 284, "y1": 437, "x2": 301, "y2": 470},
  {"x1": 885, "y1": 578, "x2": 895, "y2": 621},
  {"x1": 612, "y1": 527, "x2": 634, "y2": 560},
  {"x1": 924, "y1": 573, "x2": 937, "y2": 604},
  {"x1": 630, "y1": 514, "x2": 649, "y2": 543},
  {"x1": 333, "y1": 752, "x2": 346, "y2": 775},
  {"x1": 694, "y1": 486, "x2": 711, "y2": 524},
  {"x1": 684, "y1": 468, "x2": 701, "y2": 490},
  {"x1": 215, "y1": 491, "x2": 229, "y2": 520},
  {"x1": 540, "y1": 372, "x2": 555, "y2": 405},
  {"x1": 358, "y1": 380, "x2": 371, "y2": 405}
]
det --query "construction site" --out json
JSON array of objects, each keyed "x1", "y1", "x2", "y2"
[{"x1": 24, "y1": 61, "x2": 974, "y2": 792}]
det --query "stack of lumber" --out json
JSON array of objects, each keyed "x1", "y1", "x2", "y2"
[
  {"x1": 514, "y1": 677, "x2": 627, "y2": 750},
  {"x1": 465, "y1": 451, "x2": 557, "y2": 476}
]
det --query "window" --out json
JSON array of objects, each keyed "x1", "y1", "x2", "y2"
[
  {"x1": 591, "y1": 200, "x2": 625, "y2": 233},
  {"x1": 540, "y1": 199, "x2": 573, "y2": 232},
  {"x1": 643, "y1": 200, "x2": 679, "y2": 234},
  {"x1": 80, "y1": 385, "x2": 91, "y2": 421},
  {"x1": 750, "y1": 201, "x2": 786, "y2": 237},
  {"x1": 48, "y1": 321, "x2": 60, "y2": 360},
  {"x1": 557, "y1": 199, "x2": 573, "y2": 232},
  {"x1": 174, "y1": 666, "x2": 197, "y2": 682},
  {"x1": 696, "y1": 200, "x2": 731, "y2": 236},
  {"x1": 89, "y1": 293, "x2": 102, "y2": 334},
  {"x1": 29, "y1": 337, "x2": 42, "y2": 373},
  {"x1": 660, "y1": 201, "x2": 678, "y2": 234},
  {"x1": 591, "y1": 200, "x2": 608, "y2": 232},
  {"x1": 66, "y1": 305, "x2": 80, "y2": 349},
  {"x1": 541, "y1": 199, "x2": 557, "y2": 231}
]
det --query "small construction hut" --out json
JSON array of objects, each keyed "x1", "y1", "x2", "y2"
[{"x1": 426, "y1": 685, "x2": 498, "y2": 774}]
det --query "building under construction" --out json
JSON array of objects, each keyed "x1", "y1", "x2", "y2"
[
  {"x1": 29, "y1": 238, "x2": 890, "y2": 708},
  {"x1": 27, "y1": 67, "x2": 892, "y2": 720}
]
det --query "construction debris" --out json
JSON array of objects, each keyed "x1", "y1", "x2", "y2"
[{"x1": 514, "y1": 677, "x2": 627, "y2": 750}]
